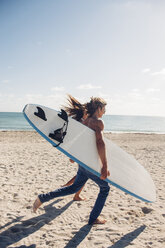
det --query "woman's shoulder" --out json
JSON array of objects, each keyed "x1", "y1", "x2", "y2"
[
  {"x1": 83, "y1": 118, "x2": 104, "y2": 131},
  {"x1": 96, "y1": 119, "x2": 104, "y2": 131}
]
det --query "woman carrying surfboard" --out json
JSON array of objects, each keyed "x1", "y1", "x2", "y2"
[{"x1": 33, "y1": 97, "x2": 110, "y2": 225}]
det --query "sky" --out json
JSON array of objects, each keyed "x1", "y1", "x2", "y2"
[{"x1": 0, "y1": 0, "x2": 165, "y2": 116}]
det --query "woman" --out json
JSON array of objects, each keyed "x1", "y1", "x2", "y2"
[{"x1": 33, "y1": 96, "x2": 110, "y2": 225}]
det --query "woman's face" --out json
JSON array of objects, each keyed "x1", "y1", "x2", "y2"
[{"x1": 98, "y1": 105, "x2": 106, "y2": 118}]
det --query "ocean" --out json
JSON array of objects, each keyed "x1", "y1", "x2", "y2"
[{"x1": 0, "y1": 112, "x2": 165, "y2": 134}]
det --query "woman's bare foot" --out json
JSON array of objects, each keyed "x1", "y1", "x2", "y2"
[
  {"x1": 93, "y1": 218, "x2": 107, "y2": 225},
  {"x1": 33, "y1": 197, "x2": 42, "y2": 213},
  {"x1": 73, "y1": 195, "x2": 86, "y2": 201}
]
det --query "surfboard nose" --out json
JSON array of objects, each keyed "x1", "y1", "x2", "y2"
[{"x1": 23, "y1": 104, "x2": 28, "y2": 113}]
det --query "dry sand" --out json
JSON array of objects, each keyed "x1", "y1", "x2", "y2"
[{"x1": 0, "y1": 131, "x2": 165, "y2": 248}]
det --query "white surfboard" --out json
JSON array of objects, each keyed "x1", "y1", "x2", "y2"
[{"x1": 23, "y1": 104, "x2": 156, "y2": 203}]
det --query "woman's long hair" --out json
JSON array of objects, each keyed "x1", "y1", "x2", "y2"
[
  {"x1": 86, "y1": 97, "x2": 107, "y2": 117},
  {"x1": 64, "y1": 95, "x2": 85, "y2": 121}
]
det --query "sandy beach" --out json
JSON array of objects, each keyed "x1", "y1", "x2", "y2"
[{"x1": 0, "y1": 131, "x2": 165, "y2": 248}]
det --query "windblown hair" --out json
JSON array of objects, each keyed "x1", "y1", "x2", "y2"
[
  {"x1": 64, "y1": 95, "x2": 85, "y2": 121},
  {"x1": 86, "y1": 97, "x2": 107, "y2": 117}
]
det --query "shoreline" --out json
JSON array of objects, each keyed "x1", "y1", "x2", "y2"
[{"x1": 1, "y1": 129, "x2": 165, "y2": 135}]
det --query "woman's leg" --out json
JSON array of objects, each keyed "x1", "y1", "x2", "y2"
[
  {"x1": 85, "y1": 171, "x2": 110, "y2": 225},
  {"x1": 62, "y1": 176, "x2": 76, "y2": 187},
  {"x1": 33, "y1": 166, "x2": 88, "y2": 212},
  {"x1": 63, "y1": 175, "x2": 86, "y2": 201}
]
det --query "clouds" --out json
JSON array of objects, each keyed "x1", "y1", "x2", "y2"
[
  {"x1": 51, "y1": 86, "x2": 65, "y2": 92},
  {"x1": 142, "y1": 67, "x2": 165, "y2": 78},
  {"x1": 110, "y1": 87, "x2": 165, "y2": 116},
  {"x1": 0, "y1": 85, "x2": 164, "y2": 116},
  {"x1": 142, "y1": 68, "x2": 151, "y2": 73},
  {"x1": 0, "y1": 92, "x2": 66, "y2": 112},
  {"x1": 0, "y1": 83, "x2": 104, "y2": 111},
  {"x1": 90, "y1": 86, "x2": 164, "y2": 116},
  {"x1": 151, "y1": 68, "x2": 165, "y2": 76},
  {"x1": 146, "y1": 88, "x2": 160, "y2": 93},
  {"x1": 77, "y1": 84, "x2": 102, "y2": 90},
  {"x1": 25, "y1": 93, "x2": 65, "y2": 108}
]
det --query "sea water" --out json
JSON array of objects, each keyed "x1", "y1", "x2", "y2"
[
  {"x1": 102, "y1": 115, "x2": 165, "y2": 133},
  {"x1": 0, "y1": 112, "x2": 32, "y2": 131},
  {"x1": 0, "y1": 112, "x2": 165, "y2": 133}
]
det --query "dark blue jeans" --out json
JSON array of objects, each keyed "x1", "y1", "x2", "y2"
[{"x1": 39, "y1": 165, "x2": 110, "y2": 225}]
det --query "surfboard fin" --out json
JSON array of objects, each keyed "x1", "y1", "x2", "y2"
[
  {"x1": 58, "y1": 109, "x2": 68, "y2": 122},
  {"x1": 49, "y1": 109, "x2": 68, "y2": 147},
  {"x1": 34, "y1": 107, "x2": 47, "y2": 121}
]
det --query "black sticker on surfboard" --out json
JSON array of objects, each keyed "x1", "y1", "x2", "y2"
[
  {"x1": 34, "y1": 107, "x2": 47, "y2": 121},
  {"x1": 58, "y1": 109, "x2": 68, "y2": 122}
]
